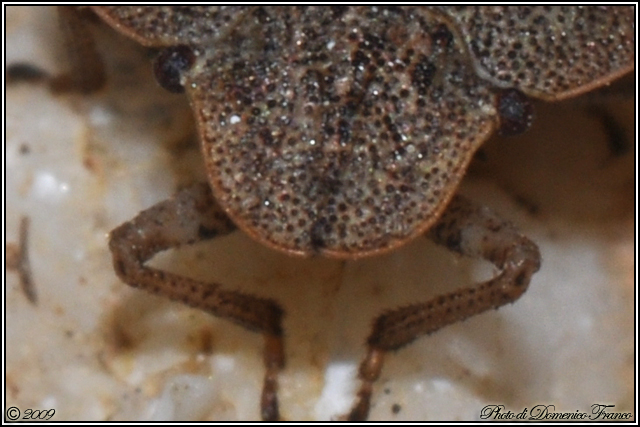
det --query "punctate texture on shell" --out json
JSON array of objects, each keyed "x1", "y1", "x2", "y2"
[
  {"x1": 92, "y1": 6, "x2": 249, "y2": 46},
  {"x1": 199, "y1": 7, "x2": 496, "y2": 257},
  {"x1": 90, "y1": 6, "x2": 635, "y2": 258},
  {"x1": 437, "y1": 5, "x2": 636, "y2": 101},
  {"x1": 94, "y1": 6, "x2": 498, "y2": 257}
]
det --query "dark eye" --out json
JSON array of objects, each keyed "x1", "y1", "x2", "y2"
[
  {"x1": 153, "y1": 45, "x2": 195, "y2": 93},
  {"x1": 496, "y1": 88, "x2": 534, "y2": 136}
]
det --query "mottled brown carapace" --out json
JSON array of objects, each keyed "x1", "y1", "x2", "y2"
[
  {"x1": 62, "y1": 6, "x2": 635, "y2": 421},
  {"x1": 92, "y1": 6, "x2": 634, "y2": 259}
]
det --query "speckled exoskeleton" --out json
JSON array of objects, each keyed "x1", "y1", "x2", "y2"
[{"x1": 56, "y1": 6, "x2": 634, "y2": 421}]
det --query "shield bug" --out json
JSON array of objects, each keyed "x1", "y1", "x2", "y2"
[{"x1": 38, "y1": 6, "x2": 634, "y2": 420}]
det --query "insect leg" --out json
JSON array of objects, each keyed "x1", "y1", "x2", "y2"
[
  {"x1": 109, "y1": 183, "x2": 285, "y2": 421},
  {"x1": 52, "y1": 6, "x2": 106, "y2": 93},
  {"x1": 347, "y1": 195, "x2": 541, "y2": 420}
]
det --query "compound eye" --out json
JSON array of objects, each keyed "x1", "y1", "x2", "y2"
[
  {"x1": 496, "y1": 88, "x2": 534, "y2": 136},
  {"x1": 153, "y1": 45, "x2": 195, "y2": 93}
]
